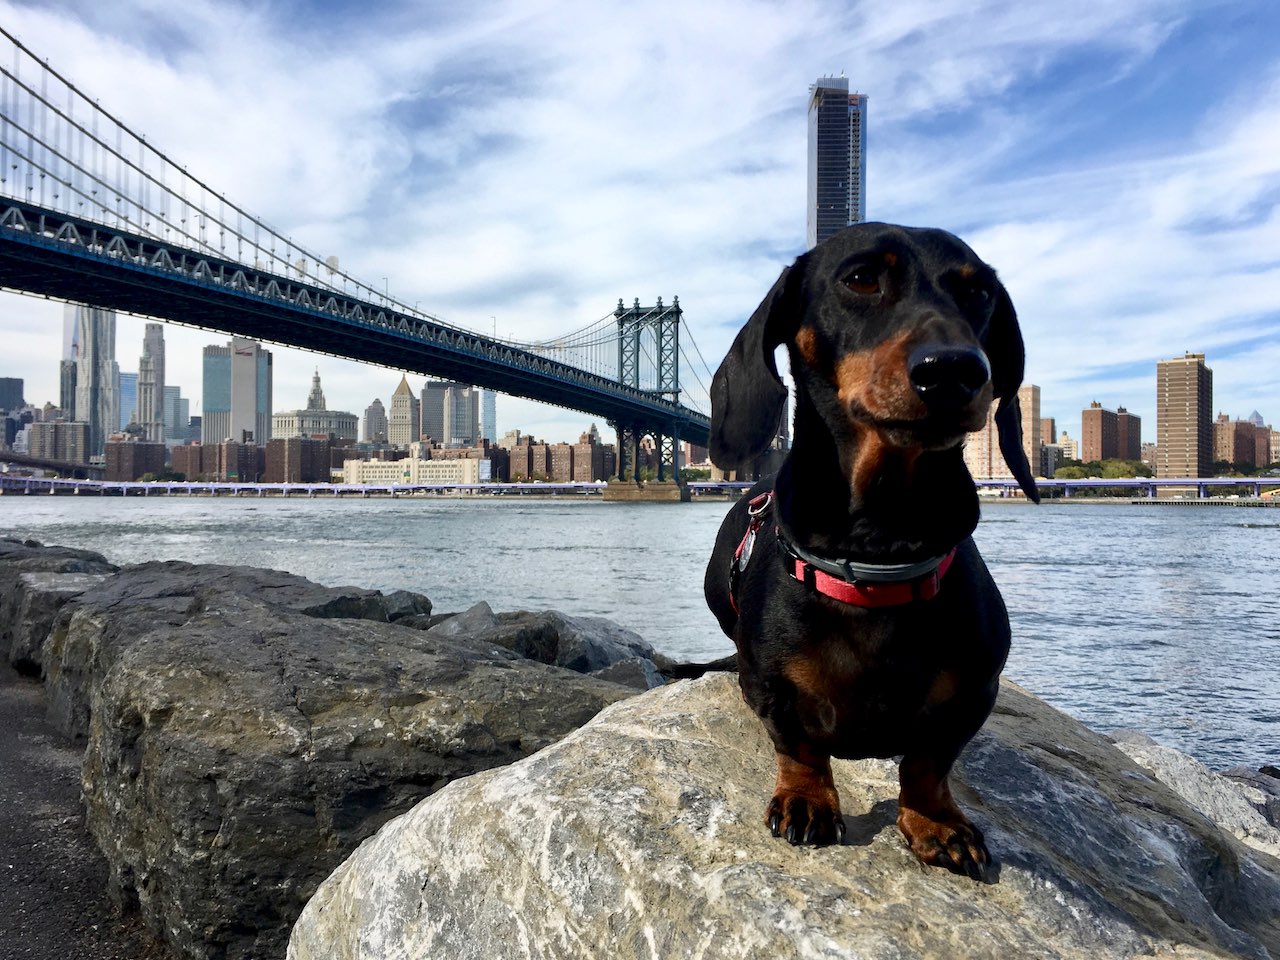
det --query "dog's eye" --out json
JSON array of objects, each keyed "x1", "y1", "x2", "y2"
[
  {"x1": 958, "y1": 281, "x2": 991, "y2": 306},
  {"x1": 843, "y1": 267, "x2": 880, "y2": 296}
]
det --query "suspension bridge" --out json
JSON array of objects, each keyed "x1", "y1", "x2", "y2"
[{"x1": 0, "y1": 28, "x2": 715, "y2": 479}]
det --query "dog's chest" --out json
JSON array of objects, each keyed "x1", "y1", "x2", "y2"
[{"x1": 778, "y1": 608, "x2": 975, "y2": 758}]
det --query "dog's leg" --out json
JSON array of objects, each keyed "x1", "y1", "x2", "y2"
[
  {"x1": 766, "y1": 745, "x2": 846, "y2": 846},
  {"x1": 896, "y1": 751, "x2": 989, "y2": 880}
]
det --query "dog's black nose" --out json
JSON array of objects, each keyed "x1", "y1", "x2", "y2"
[{"x1": 908, "y1": 346, "x2": 991, "y2": 408}]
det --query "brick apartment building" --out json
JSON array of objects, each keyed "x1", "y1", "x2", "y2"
[
  {"x1": 264, "y1": 437, "x2": 330, "y2": 483},
  {"x1": 28, "y1": 420, "x2": 90, "y2": 464},
  {"x1": 171, "y1": 441, "x2": 264, "y2": 481},
  {"x1": 105, "y1": 439, "x2": 166, "y2": 481}
]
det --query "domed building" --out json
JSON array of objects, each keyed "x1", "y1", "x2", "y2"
[{"x1": 271, "y1": 370, "x2": 358, "y2": 441}]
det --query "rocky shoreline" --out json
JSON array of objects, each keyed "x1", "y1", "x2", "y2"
[{"x1": 2, "y1": 536, "x2": 1278, "y2": 959}]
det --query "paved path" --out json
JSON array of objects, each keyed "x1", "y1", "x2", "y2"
[{"x1": 0, "y1": 662, "x2": 169, "y2": 959}]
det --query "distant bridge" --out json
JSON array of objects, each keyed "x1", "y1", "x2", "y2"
[
  {"x1": 976, "y1": 477, "x2": 1280, "y2": 499},
  {"x1": 0, "y1": 27, "x2": 712, "y2": 478}
]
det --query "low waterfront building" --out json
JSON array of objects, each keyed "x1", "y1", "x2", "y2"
[{"x1": 341, "y1": 456, "x2": 480, "y2": 485}]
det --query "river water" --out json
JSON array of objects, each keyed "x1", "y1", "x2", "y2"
[{"x1": 3, "y1": 495, "x2": 1277, "y2": 771}]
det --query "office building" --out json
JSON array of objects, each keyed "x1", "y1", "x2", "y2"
[
  {"x1": 0, "y1": 378, "x2": 23, "y2": 411},
  {"x1": 387, "y1": 375, "x2": 420, "y2": 446},
  {"x1": 420, "y1": 380, "x2": 451, "y2": 443},
  {"x1": 271, "y1": 370, "x2": 358, "y2": 441},
  {"x1": 1156, "y1": 352, "x2": 1213, "y2": 481},
  {"x1": 137, "y1": 324, "x2": 166, "y2": 442},
  {"x1": 59, "y1": 360, "x2": 77, "y2": 417},
  {"x1": 807, "y1": 76, "x2": 867, "y2": 249},
  {"x1": 163, "y1": 386, "x2": 190, "y2": 443},
  {"x1": 444, "y1": 383, "x2": 480, "y2": 447},
  {"x1": 421, "y1": 380, "x2": 482, "y2": 446},
  {"x1": 202, "y1": 338, "x2": 273, "y2": 444},
  {"x1": 59, "y1": 308, "x2": 78, "y2": 417},
  {"x1": 69, "y1": 305, "x2": 119, "y2": 458},
  {"x1": 481, "y1": 388, "x2": 497, "y2": 441},
  {"x1": 363, "y1": 398, "x2": 388, "y2": 443},
  {"x1": 117, "y1": 371, "x2": 138, "y2": 430}
]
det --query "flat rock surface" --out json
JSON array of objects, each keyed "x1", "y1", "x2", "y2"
[{"x1": 290, "y1": 673, "x2": 1280, "y2": 960}]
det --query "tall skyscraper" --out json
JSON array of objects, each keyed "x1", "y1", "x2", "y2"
[
  {"x1": 388, "y1": 375, "x2": 420, "y2": 446},
  {"x1": 202, "y1": 344, "x2": 231, "y2": 444},
  {"x1": 1156, "y1": 352, "x2": 1213, "y2": 482},
  {"x1": 420, "y1": 380, "x2": 451, "y2": 443},
  {"x1": 420, "y1": 379, "x2": 482, "y2": 446},
  {"x1": 481, "y1": 388, "x2": 497, "y2": 442},
  {"x1": 60, "y1": 308, "x2": 78, "y2": 417},
  {"x1": 163, "y1": 385, "x2": 189, "y2": 442},
  {"x1": 363, "y1": 398, "x2": 388, "y2": 443},
  {"x1": 0, "y1": 377, "x2": 24, "y2": 411},
  {"x1": 137, "y1": 323, "x2": 166, "y2": 442},
  {"x1": 807, "y1": 76, "x2": 867, "y2": 249},
  {"x1": 117, "y1": 372, "x2": 138, "y2": 430},
  {"x1": 443, "y1": 383, "x2": 480, "y2": 447},
  {"x1": 69, "y1": 305, "x2": 119, "y2": 458},
  {"x1": 202, "y1": 338, "x2": 273, "y2": 444}
]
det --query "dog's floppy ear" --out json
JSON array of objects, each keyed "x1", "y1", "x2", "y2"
[
  {"x1": 985, "y1": 283, "x2": 1040, "y2": 503},
  {"x1": 709, "y1": 264, "x2": 800, "y2": 470}
]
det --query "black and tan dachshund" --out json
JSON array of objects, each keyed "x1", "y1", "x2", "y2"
[{"x1": 702, "y1": 222, "x2": 1039, "y2": 880}]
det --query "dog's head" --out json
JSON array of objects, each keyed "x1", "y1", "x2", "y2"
[{"x1": 709, "y1": 223, "x2": 1038, "y2": 502}]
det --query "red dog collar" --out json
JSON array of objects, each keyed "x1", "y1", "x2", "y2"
[
  {"x1": 730, "y1": 491, "x2": 957, "y2": 610},
  {"x1": 785, "y1": 547, "x2": 956, "y2": 606}
]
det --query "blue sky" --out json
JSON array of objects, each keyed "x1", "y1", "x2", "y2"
[{"x1": 3, "y1": 0, "x2": 1279, "y2": 449}]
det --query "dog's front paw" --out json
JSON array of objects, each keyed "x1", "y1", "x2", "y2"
[
  {"x1": 896, "y1": 806, "x2": 991, "y2": 881},
  {"x1": 766, "y1": 791, "x2": 847, "y2": 846}
]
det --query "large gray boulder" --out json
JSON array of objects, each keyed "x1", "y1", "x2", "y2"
[
  {"x1": 428, "y1": 601, "x2": 665, "y2": 689},
  {"x1": 75, "y1": 585, "x2": 632, "y2": 960},
  {"x1": 1113, "y1": 730, "x2": 1280, "y2": 860},
  {"x1": 0, "y1": 537, "x2": 116, "y2": 673},
  {"x1": 290, "y1": 673, "x2": 1280, "y2": 960},
  {"x1": 3, "y1": 571, "x2": 111, "y2": 673},
  {"x1": 40, "y1": 560, "x2": 431, "y2": 741}
]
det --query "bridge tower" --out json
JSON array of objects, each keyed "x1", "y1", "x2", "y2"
[{"x1": 613, "y1": 297, "x2": 682, "y2": 481}]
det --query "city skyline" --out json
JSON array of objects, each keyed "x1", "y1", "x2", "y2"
[{"x1": 2, "y1": 1, "x2": 1279, "y2": 444}]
